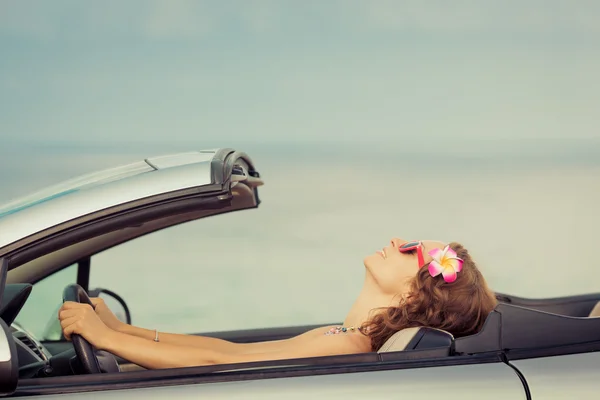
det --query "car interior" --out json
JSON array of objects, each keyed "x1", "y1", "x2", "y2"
[{"x1": 3, "y1": 274, "x2": 600, "y2": 382}]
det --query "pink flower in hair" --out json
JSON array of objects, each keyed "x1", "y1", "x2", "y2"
[{"x1": 427, "y1": 245, "x2": 464, "y2": 283}]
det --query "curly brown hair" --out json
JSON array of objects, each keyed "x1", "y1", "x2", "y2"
[{"x1": 361, "y1": 242, "x2": 497, "y2": 351}]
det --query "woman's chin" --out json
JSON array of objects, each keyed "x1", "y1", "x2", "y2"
[{"x1": 363, "y1": 253, "x2": 383, "y2": 271}]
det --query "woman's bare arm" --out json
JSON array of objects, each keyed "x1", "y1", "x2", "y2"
[
  {"x1": 91, "y1": 297, "x2": 301, "y2": 355},
  {"x1": 59, "y1": 301, "x2": 368, "y2": 369},
  {"x1": 117, "y1": 323, "x2": 295, "y2": 355},
  {"x1": 99, "y1": 328, "x2": 365, "y2": 369}
]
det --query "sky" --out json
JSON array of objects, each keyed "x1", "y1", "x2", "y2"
[{"x1": 1, "y1": 0, "x2": 600, "y2": 153}]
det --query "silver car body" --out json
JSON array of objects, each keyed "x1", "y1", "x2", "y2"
[
  {"x1": 0, "y1": 151, "x2": 216, "y2": 250},
  {"x1": 0, "y1": 148, "x2": 598, "y2": 399}
]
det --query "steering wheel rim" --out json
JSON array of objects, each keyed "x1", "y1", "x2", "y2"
[{"x1": 62, "y1": 284, "x2": 103, "y2": 374}]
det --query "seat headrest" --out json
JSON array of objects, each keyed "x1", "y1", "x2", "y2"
[
  {"x1": 589, "y1": 301, "x2": 600, "y2": 317},
  {"x1": 378, "y1": 327, "x2": 454, "y2": 353}
]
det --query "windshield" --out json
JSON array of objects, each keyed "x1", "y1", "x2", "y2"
[{"x1": 0, "y1": 161, "x2": 153, "y2": 219}]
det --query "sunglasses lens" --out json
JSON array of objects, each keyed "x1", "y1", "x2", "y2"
[
  {"x1": 400, "y1": 241, "x2": 420, "y2": 249},
  {"x1": 398, "y1": 241, "x2": 420, "y2": 253}
]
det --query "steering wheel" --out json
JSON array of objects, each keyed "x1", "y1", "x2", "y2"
[{"x1": 62, "y1": 284, "x2": 113, "y2": 374}]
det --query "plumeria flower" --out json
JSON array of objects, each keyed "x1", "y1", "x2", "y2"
[{"x1": 427, "y1": 245, "x2": 464, "y2": 283}]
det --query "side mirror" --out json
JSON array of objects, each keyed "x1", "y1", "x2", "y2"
[{"x1": 0, "y1": 316, "x2": 18, "y2": 396}]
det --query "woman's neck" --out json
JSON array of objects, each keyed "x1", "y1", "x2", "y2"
[{"x1": 343, "y1": 272, "x2": 397, "y2": 328}]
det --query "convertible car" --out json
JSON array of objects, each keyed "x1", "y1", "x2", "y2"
[{"x1": 1, "y1": 148, "x2": 599, "y2": 399}]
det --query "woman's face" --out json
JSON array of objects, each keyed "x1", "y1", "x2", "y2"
[{"x1": 364, "y1": 238, "x2": 446, "y2": 295}]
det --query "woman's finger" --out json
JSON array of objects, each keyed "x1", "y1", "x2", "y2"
[
  {"x1": 58, "y1": 308, "x2": 79, "y2": 320},
  {"x1": 62, "y1": 318, "x2": 86, "y2": 341},
  {"x1": 62, "y1": 302, "x2": 92, "y2": 310},
  {"x1": 90, "y1": 297, "x2": 104, "y2": 307},
  {"x1": 63, "y1": 324, "x2": 76, "y2": 341},
  {"x1": 60, "y1": 316, "x2": 80, "y2": 330}
]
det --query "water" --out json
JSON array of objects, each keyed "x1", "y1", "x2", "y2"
[{"x1": 3, "y1": 143, "x2": 600, "y2": 338}]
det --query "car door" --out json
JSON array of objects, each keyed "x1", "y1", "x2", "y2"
[
  {"x1": 132, "y1": 362, "x2": 528, "y2": 400},
  {"x1": 19, "y1": 360, "x2": 528, "y2": 399}
]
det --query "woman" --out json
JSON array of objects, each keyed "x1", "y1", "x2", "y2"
[{"x1": 58, "y1": 238, "x2": 497, "y2": 369}]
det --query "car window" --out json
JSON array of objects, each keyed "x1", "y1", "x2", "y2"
[{"x1": 14, "y1": 264, "x2": 77, "y2": 339}]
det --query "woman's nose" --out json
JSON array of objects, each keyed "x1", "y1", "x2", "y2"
[{"x1": 390, "y1": 238, "x2": 406, "y2": 248}]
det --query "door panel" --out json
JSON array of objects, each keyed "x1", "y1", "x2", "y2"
[
  {"x1": 513, "y1": 352, "x2": 600, "y2": 399},
  {"x1": 23, "y1": 362, "x2": 527, "y2": 399}
]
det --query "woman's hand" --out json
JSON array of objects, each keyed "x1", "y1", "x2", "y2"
[
  {"x1": 89, "y1": 297, "x2": 126, "y2": 332},
  {"x1": 58, "y1": 301, "x2": 115, "y2": 350}
]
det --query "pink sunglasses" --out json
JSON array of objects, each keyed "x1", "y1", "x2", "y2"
[{"x1": 398, "y1": 240, "x2": 425, "y2": 268}]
